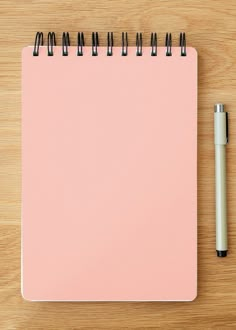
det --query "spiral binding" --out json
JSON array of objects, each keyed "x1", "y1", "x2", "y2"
[
  {"x1": 165, "y1": 33, "x2": 172, "y2": 56},
  {"x1": 62, "y1": 32, "x2": 70, "y2": 56},
  {"x1": 92, "y1": 32, "x2": 99, "y2": 56},
  {"x1": 107, "y1": 32, "x2": 113, "y2": 56},
  {"x1": 47, "y1": 32, "x2": 56, "y2": 56},
  {"x1": 121, "y1": 32, "x2": 128, "y2": 56},
  {"x1": 180, "y1": 32, "x2": 187, "y2": 56},
  {"x1": 33, "y1": 32, "x2": 187, "y2": 56},
  {"x1": 151, "y1": 32, "x2": 157, "y2": 56},
  {"x1": 77, "y1": 32, "x2": 85, "y2": 56},
  {"x1": 33, "y1": 32, "x2": 43, "y2": 56},
  {"x1": 136, "y1": 33, "x2": 142, "y2": 56}
]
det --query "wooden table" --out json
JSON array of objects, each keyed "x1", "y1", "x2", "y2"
[{"x1": 1, "y1": 0, "x2": 236, "y2": 328}]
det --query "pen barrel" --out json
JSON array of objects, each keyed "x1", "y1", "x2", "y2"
[
  {"x1": 215, "y1": 145, "x2": 227, "y2": 251},
  {"x1": 214, "y1": 111, "x2": 227, "y2": 252}
]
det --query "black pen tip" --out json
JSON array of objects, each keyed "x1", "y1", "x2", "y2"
[{"x1": 216, "y1": 250, "x2": 227, "y2": 257}]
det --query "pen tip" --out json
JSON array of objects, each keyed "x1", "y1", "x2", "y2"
[{"x1": 216, "y1": 250, "x2": 227, "y2": 257}]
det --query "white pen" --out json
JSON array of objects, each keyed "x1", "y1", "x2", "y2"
[{"x1": 214, "y1": 104, "x2": 229, "y2": 257}]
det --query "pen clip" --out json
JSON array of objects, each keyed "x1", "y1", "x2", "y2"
[{"x1": 226, "y1": 112, "x2": 229, "y2": 144}]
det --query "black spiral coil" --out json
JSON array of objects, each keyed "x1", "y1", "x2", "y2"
[
  {"x1": 136, "y1": 33, "x2": 142, "y2": 56},
  {"x1": 180, "y1": 32, "x2": 187, "y2": 56},
  {"x1": 33, "y1": 32, "x2": 187, "y2": 56},
  {"x1": 77, "y1": 32, "x2": 85, "y2": 56},
  {"x1": 107, "y1": 32, "x2": 113, "y2": 56},
  {"x1": 62, "y1": 32, "x2": 70, "y2": 56},
  {"x1": 165, "y1": 33, "x2": 172, "y2": 56},
  {"x1": 92, "y1": 32, "x2": 99, "y2": 56},
  {"x1": 33, "y1": 32, "x2": 43, "y2": 56},
  {"x1": 47, "y1": 32, "x2": 56, "y2": 56},
  {"x1": 150, "y1": 32, "x2": 157, "y2": 56},
  {"x1": 121, "y1": 32, "x2": 128, "y2": 56}
]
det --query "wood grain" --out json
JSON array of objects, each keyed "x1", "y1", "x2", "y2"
[{"x1": 1, "y1": 0, "x2": 236, "y2": 328}]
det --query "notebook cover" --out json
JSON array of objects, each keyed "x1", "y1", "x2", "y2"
[{"x1": 22, "y1": 46, "x2": 197, "y2": 301}]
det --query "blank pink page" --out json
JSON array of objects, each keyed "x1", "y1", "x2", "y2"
[{"x1": 22, "y1": 46, "x2": 197, "y2": 301}]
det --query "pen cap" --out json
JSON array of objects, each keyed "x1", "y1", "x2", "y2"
[
  {"x1": 214, "y1": 104, "x2": 227, "y2": 145},
  {"x1": 214, "y1": 103, "x2": 224, "y2": 113}
]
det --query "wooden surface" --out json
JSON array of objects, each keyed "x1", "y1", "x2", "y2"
[{"x1": 1, "y1": 0, "x2": 236, "y2": 328}]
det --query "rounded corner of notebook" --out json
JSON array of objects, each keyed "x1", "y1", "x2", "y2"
[
  {"x1": 21, "y1": 287, "x2": 30, "y2": 302},
  {"x1": 21, "y1": 285, "x2": 35, "y2": 302},
  {"x1": 188, "y1": 47, "x2": 198, "y2": 57},
  {"x1": 187, "y1": 289, "x2": 198, "y2": 302},
  {"x1": 22, "y1": 46, "x2": 31, "y2": 57}
]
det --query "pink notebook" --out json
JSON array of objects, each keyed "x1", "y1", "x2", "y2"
[{"x1": 22, "y1": 32, "x2": 197, "y2": 301}]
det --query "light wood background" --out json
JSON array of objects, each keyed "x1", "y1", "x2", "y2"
[{"x1": 1, "y1": 0, "x2": 236, "y2": 329}]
